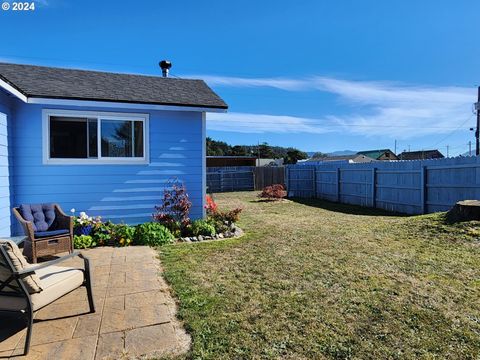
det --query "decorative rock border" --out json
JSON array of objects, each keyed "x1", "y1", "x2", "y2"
[{"x1": 178, "y1": 224, "x2": 244, "y2": 243}]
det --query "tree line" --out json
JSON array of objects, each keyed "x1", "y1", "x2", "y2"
[{"x1": 206, "y1": 137, "x2": 308, "y2": 164}]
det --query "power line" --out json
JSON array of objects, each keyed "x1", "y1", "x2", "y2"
[{"x1": 429, "y1": 113, "x2": 475, "y2": 148}]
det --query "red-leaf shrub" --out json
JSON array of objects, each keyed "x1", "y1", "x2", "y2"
[
  {"x1": 153, "y1": 178, "x2": 192, "y2": 233},
  {"x1": 211, "y1": 208, "x2": 242, "y2": 224},
  {"x1": 205, "y1": 194, "x2": 218, "y2": 215},
  {"x1": 259, "y1": 184, "x2": 287, "y2": 200}
]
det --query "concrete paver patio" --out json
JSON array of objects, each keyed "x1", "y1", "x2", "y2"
[{"x1": 0, "y1": 246, "x2": 190, "y2": 359}]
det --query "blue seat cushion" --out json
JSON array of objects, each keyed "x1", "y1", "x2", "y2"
[
  {"x1": 19, "y1": 204, "x2": 56, "y2": 232},
  {"x1": 34, "y1": 229, "x2": 69, "y2": 238}
]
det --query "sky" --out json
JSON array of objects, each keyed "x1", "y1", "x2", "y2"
[{"x1": 0, "y1": 0, "x2": 479, "y2": 156}]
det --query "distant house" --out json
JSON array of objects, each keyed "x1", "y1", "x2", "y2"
[
  {"x1": 357, "y1": 149, "x2": 398, "y2": 161},
  {"x1": 0, "y1": 62, "x2": 228, "y2": 236},
  {"x1": 398, "y1": 149, "x2": 444, "y2": 160},
  {"x1": 306, "y1": 154, "x2": 374, "y2": 164},
  {"x1": 207, "y1": 156, "x2": 256, "y2": 167},
  {"x1": 256, "y1": 158, "x2": 284, "y2": 167},
  {"x1": 207, "y1": 156, "x2": 284, "y2": 167}
]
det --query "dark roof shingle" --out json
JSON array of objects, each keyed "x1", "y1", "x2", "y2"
[
  {"x1": 0, "y1": 63, "x2": 228, "y2": 109},
  {"x1": 398, "y1": 150, "x2": 444, "y2": 160}
]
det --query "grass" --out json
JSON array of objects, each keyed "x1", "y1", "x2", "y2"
[{"x1": 160, "y1": 192, "x2": 480, "y2": 359}]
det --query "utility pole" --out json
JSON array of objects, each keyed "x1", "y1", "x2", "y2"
[
  {"x1": 257, "y1": 141, "x2": 260, "y2": 166},
  {"x1": 476, "y1": 86, "x2": 480, "y2": 156},
  {"x1": 408, "y1": 145, "x2": 411, "y2": 152},
  {"x1": 446, "y1": 145, "x2": 449, "y2": 158},
  {"x1": 469, "y1": 141, "x2": 472, "y2": 156},
  {"x1": 394, "y1": 140, "x2": 397, "y2": 155}
]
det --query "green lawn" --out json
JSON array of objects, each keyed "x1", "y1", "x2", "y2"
[{"x1": 160, "y1": 192, "x2": 480, "y2": 359}]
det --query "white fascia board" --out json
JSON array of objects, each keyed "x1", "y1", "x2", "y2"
[
  {"x1": 27, "y1": 97, "x2": 227, "y2": 113},
  {"x1": 0, "y1": 79, "x2": 28, "y2": 102}
]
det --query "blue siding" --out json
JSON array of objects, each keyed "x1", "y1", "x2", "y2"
[
  {"x1": 8, "y1": 100, "x2": 205, "y2": 234},
  {"x1": 0, "y1": 90, "x2": 13, "y2": 236}
]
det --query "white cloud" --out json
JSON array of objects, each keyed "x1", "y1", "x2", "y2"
[
  {"x1": 198, "y1": 74, "x2": 476, "y2": 139},
  {"x1": 197, "y1": 75, "x2": 308, "y2": 91},
  {"x1": 207, "y1": 112, "x2": 333, "y2": 134}
]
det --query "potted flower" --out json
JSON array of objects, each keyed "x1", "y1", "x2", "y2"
[{"x1": 73, "y1": 211, "x2": 101, "y2": 236}]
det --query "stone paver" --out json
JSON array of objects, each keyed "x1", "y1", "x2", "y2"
[{"x1": 0, "y1": 246, "x2": 190, "y2": 359}]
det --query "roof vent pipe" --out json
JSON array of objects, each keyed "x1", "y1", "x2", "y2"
[{"x1": 159, "y1": 60, "x2": 172, "y2": 77}]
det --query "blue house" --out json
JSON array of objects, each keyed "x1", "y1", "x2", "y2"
[{"x1": 0, "y1": 63, "x2": 228, "y2": 236}]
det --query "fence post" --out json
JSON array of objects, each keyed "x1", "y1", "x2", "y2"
[
  {"x1": 336, "y1": 167, "x2": 341, "y2": 202},
  {"x1": 220, "y1": 171, "x2": 224, "y2": 193},
  {"x1": 285, "y1": 167, "x2": 289, "y2": 193},
  {"x1": 252, "y1": 169, "x2": 256, "y2": 191},
  {"x1": 420, "y1": 165, "x2": 427, "y2": 214},
  {"x1": 371, "y1": 167, "x2": 376, "y2": 208}
]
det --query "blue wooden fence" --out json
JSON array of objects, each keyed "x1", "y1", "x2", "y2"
[
  {"x1": 207, "y1": 167, "x2": 255, "y2": 193},
  {"x1": 286, "y1": 156, "x2": 480, "y2": 214}
]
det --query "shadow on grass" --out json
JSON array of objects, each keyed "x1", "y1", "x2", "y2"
[{"x1": 289, "y1": 197, "x2": 410, "y2": 217}]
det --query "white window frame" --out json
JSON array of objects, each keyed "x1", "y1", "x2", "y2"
[{"x1": 42, "y1": 109, "x2": 149, "y2": 165}]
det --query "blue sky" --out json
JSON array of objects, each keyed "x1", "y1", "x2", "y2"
[{"x1": 1, "y1": 0, "x2": 479, "y2": 155}]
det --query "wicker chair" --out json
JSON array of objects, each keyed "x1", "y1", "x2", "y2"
[
  {"x1": 12, "y1": 204, "x2": 74, "y2": 263},
  {"x1": 0, "y1": 239, "x2": 95, "y2": 355}
]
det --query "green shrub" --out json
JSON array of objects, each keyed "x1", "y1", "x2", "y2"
[
  {"x1": 74, "y1": 235, "x2": 95, "y2": 249},
  {"x1": 112, "y1": 223, "x2": 135, "y2": 246},
  {"x1": 134, "y1": 222, "x2": 175, "y2": 246},
  {"x1": 91, "y1": 221, "x2": 115, "y2": 246},
  {"x1": 191, "y1": 219, "x2": 216, "y2": 237},
  {"x1": 207, "y1": 217, "x2": 229, "y2": 234}
]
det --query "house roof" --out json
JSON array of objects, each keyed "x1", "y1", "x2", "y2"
[
  {"x1": 308, "y1": 154, "x2": 356, "y2": 161},
  {"x1": 398, "y1": 150, "x2": 444, "y2": 160},
  {"x1": 307, "y1": 154, "x2": 375, "y2": 162},
  {"x1": 207, "y1": 156, "x2": 256, "y2": 159},
  {"x1": 357, "y1": 149, "x2": 394, "y2": 159},
  {"x1": 0, "y1": 62, "x2": 228, "y2": 110}
]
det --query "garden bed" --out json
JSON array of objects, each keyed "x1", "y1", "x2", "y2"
[
  {"x1": 71, "y1": 180, "x2": 243, "y2": 249},
  {"x1": 179, "y1": 223, "x2": 244, "y2": 243}
]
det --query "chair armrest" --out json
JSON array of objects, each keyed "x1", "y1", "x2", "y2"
[
  {"x1": 54, "y1": 204, "x2": 73, "y2": 233},
  {"x1": 12, "y1": 208, "x2": 35, "y2": 240},
  {"x1": 15, "y1": 251, "x2": 85, "y2": 276}
]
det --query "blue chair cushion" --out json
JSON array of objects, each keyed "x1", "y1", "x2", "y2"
[
  {"x1": 19, "y1": 204, "x2": 57, "y2": 232},
  {"x1": 34, "y1": 229, "x2": 69, "y2": 238}
]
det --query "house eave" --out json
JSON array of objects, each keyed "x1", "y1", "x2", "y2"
[
  {"x1": 0, "y1": 78, "x2": 28, "y2": 102},
  {"x1": 0, "y1": 80, "x2": 227, "y2": 113},
  {"x1": 27, "y1": 97, "x2": 227, "y2": 113}
]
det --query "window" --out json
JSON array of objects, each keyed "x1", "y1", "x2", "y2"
[{"x1": 43, "y1": 110, "x2": 148, "y2": 164}]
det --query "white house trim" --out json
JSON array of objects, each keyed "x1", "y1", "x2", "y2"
[
  {"x1": 0, "y1": 79, "x2": 28, "y2": 103},
  {"x1": 42, "y1": 109, "x2": 150, "y2": 165},
  {"x1": 201, "y1": 112, "x2": 207, "y2": 218}
]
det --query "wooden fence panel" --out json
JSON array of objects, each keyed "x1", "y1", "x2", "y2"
[
  {"x1": 286, "y1": 166, "x2": 315, "y2": 198},
  {"x1": 207, "y1": 168, "x2": 254, "y2": 193},
  {"x1": 286, "y1": 156, "x2": 480, "y2": 214},
  {"x1": 253, "y1": 167, "x2": 285, "y2": 190}
]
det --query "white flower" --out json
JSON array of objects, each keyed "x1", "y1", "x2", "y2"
[{"x1": 70, "y1": 208, "x2": 76, "y2": 214}]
